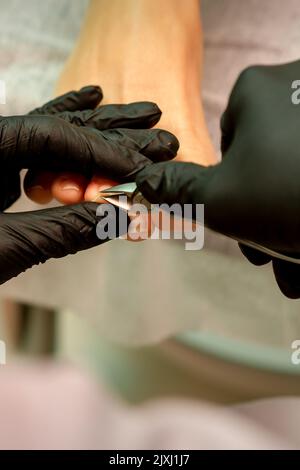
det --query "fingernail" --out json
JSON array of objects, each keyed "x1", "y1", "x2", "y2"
[
  {"x1": 57, "y1": 176, "x2": 81, "y2": 192},
  {"x1": 61, "y1": 183, "x2": 80, "y2": 192},
  {"x1": 26, "y1": 185, "x2": 53, "y2": 204}
]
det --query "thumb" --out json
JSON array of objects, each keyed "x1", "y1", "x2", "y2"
[
  {"x1": 136, "y1": 160, "x2": 217, "y2": 206},
  {"x1": 136, "y1": 161, "x2": 229, "y2": 232},
  {"x1": 0, "y1": 203, "x2": 129, "y2": 284}
]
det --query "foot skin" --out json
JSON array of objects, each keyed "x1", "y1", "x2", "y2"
[{"x1": 25, "y1": 0, "x2": 218, "y2": 205}]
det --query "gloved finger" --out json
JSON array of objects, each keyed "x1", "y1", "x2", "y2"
[
  {"x1": 100, "y1": 128, "x2": 179, "y2": 162},
  {"x1": 56, "y1": 102, "x2": 162, "y2": 130},
  {"x1": 24, "y1": 126, "x2": 177, "y2": 204},
  {"x1": 137, "y1": 160, "x2": 261, "y2": 238},
  {"x1": 28, "y1": 86, "x2": 103, "y2": 115},
  {"x1": 136, "y1": 160, "x2": 248, "y2": 234},
  {"x1": 2, "y1": 115, "x2": 178, "y2": 178},
  {"x1": 272, "y1": 259, "x2": 300, "y2": 299},
  {"x1": 136, "y1": 161, "x2": 215, "y2": 206},
  {"x1": 238, "y1": 243, "x2": 271, "y2": 266},
  {"x1": 0, "y1": 202, "x2": 129, "y2": 285}
]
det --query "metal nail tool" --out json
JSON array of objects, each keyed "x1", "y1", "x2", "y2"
[
  {"x1": 94, "y1": 182, "x2": 300, "y2": 264},
  {"x1": 93, "y1": 182, "x2": 151, "y2": 212}
]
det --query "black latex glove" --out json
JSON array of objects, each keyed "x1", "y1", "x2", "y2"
[
  {"x1": 136, "y1": 60, "x2": 300, "y2": 299},
  {"x1": 0, "y1": 86, "x2": 178, "y2": 284}
]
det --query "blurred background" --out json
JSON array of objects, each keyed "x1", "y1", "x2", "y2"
[{"x1": 0, "y1": 0, "x2": 300, "y2": 407}]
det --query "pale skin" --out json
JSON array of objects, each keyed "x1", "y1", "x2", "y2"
[{"x1": 25, "y1": 0, "x2": 218, "y2": 205}]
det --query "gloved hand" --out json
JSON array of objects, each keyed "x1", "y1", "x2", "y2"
[
  {"x1": 0, "y1": 86, "x2": 178, "y2": 284},
  {"x1": 136, "y1": 60, "x2": 300, "y2": 299}
]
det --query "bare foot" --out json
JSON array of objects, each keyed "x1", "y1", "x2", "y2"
[{"x1": 26, "y1": 0, "x2": 217, "y2": 205}]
